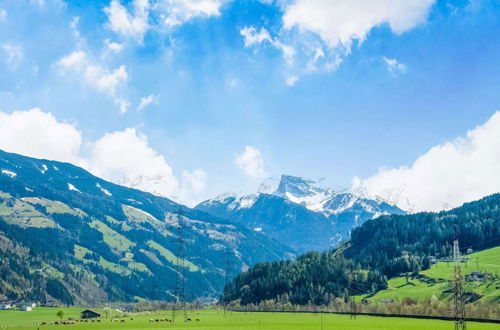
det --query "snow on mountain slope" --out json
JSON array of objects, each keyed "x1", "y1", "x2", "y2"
[{"x1": 196, "y1": 174, "x2": 405, "y2": 252}]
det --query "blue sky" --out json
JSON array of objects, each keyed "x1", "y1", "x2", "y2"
[{"x1": 0, "y1": 0, "x2": 499, "y2": 210}]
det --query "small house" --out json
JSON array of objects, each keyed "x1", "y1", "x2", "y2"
[
  {"x1": 0, "y1": 303, "x2": 12, "y2": 310},
  {"x1": 81, "y1": 309, "x2": 101, "y2": 319},
  {"x1": 21, "y1": 305, "x2": 33, "y2": 312}
]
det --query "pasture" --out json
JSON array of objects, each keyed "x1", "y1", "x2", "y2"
[{"x1": 0, "y1": 308, "x2": 498, "y2": 330}]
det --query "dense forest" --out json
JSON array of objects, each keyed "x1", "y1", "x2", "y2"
[{"x1": 222, "y1": 194, "x2": 500, "y2": 305}]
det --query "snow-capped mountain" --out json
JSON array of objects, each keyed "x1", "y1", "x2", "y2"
[
  {"x1": 119, "y1": 172, "x2": 179, "y2": 200},
  {"x1": 196, "y1": 174, "x2": 405, "y2": 253}
]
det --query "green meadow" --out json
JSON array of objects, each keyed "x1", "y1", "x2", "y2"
[
  {"x1": 367, "y1": 246, "x2": 500, "y2": 303},
  {"x1": 0, "y1": 308, "x2": 498, "y2": 330}
]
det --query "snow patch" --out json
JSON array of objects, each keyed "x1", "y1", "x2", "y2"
[
  {"x1": 96, "y1": 183, "x2": 112, "y2": 196},
  {"x1": 40, "y1": 164, "x2": 48, "y2": 174},
  {"x1": 67, "y1": 183, "x2": 81, "y2": 193},
  {"x1": 1, "y1": 169, "x2": 16, "y2": 178}
]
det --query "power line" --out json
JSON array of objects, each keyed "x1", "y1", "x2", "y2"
[
  {"x1": 222, "y1": 244, "x2": 235, "y2": 316},
  {"x1": 171, "y1": 209, "x2": 189, "y2": 322}
]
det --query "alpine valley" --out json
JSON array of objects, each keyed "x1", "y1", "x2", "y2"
[
  {"x1": 0, "y1": 150, "x2": 404, "y2": 305},
  {"x1": 0, "y1": 150, "x2": 293, "y2": 305}
]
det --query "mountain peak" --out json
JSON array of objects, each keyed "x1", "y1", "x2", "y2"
[{"x1": 274, "y1": 175, "x2": 326, "y2": 198}]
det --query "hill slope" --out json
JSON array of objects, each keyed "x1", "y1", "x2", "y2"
[
  {"x1": 0, "y1": 150, "x2": 293, "y2": 305},
  {"x1": 367, "y1": 246, "x2": 500, "y2": 303},
  {"x1": 222, "y1": 194, "x2": 500, "y2": 306}
]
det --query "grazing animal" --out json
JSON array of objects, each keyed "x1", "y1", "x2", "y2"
[{"x1": 196, "y1": 318, "x2": 200, "y2": 322}]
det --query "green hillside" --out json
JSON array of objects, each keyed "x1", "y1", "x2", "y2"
[
  {"x1": 367, "y1": 246, "x2": 500, "y2": 303},
  {"x1": 0, "y1": 149, "x2": 294, "y2": 305}
]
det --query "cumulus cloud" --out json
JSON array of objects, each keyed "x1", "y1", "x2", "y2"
[
  {"x1": 235, "y1": 146, "x2": 266, "y2": 178},
  {"x1": 0, "y1": 9, "x2": 6, "y2": 20},
  {"x1": 88, "y1": 128, "x2": 180, "y2": 198},
  {"x1": 282, "y1": 0, "x2": 435, "y2": 51},
  {"x1": 0, "y1": 108, "x2": 82, "y2": 164},
  {"x1": 137, "y1": 94, "x2": 158, "y2": 111},
  {"x1": 104, "y1": 0, "x2": 150, "y2": 42},
  {"x1": 383, "y1": 56, "x2": 407, "y2": 75},
  {"x1": 57, "y1": 50, "x2": 129, "y2": 112},
  {"x1": 0, "y1": 108, "x2": 207, "y2": 205},
  {"x1": 356, "y1": 111, "x2": 500, "y2": 212}
]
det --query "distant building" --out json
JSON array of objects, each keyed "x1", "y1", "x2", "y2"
[
  {"x1": 0, "y1": 303, "x2": 12, "y2": 310},
  {"x1": 81, "y1": 309, "x2": 101, "y2": 319},
  {"x1": 20, "y1": 305, "x2": 33, "y2": 312},
  {"x1": 466, "y1": 271, "x2": 486, "y2": 282}
]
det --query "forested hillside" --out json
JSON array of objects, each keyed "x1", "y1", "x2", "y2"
[
  {"x1": 0, "y1": 150, "x2": 293, "y2": 305},
  {"x1": 222, "y1": 194, "x2": 500, "y2": 305}
]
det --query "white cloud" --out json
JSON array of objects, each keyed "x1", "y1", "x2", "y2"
[
  {"x1": 356, "y1": 111, "x2": 500, "y2": 212},
  {"x1": 159, "y1": 0, "x2": 228, "y2": 27},
  {"x1": 235, "y1": 146, "x2": 266, "y2": 178},
  {"x1": 246, "y1": 0, "x2": 434, "y2": 84},
  {"x1": 285, "y1": 74, "x2": 298, "y2": 86},
  {"x1": 104, "y1": 39, "x2": 124, "y2": 53},
  {"x1": 0, "y1": 108, "x2": 208, "y2": 205},
  {"x1": 282, "y1": 0, "x2": 435, "y2": 51},
  {"x1": 89, "y1": 128, "x2": 180, "y2": 198},
  {"x1": 240, "y1": 26, "x2": 295, "y2": 64},
  {"x1": 114, "y1": 98, "x2": 131, "y2": 114},
  {"x1": 137, "y1": 94, "x2": 158, "y2": 111},
  {"x1": 57, "y1": 51, "x2": 129, "y2": 112},
  {"x1": 182, "y1": 169, "x2": 206, "y2": 193},
  {"x1": 0, "y1": 108, "x2": 82, "y2": 164},
  {"x1": 104, "y1": 0, "x2": 227, "y2": 40},
  {"x1": 240, "y1": 26, "x2": 272, "y2": 46},
  {"x1": 104, "y1": 0, "x2": 150, "y2": 42},
  {"x1": 58, "y1": 51, "x2": 128, "y2": 96},
  {"x1": 2, "y1": 44, "x2": 24, "y2": 67},
  {"x1": 0, "y1": 9, "x2": 7, "y2": 20},
  {"x1": 383, "y1": 56, "x2": 407, "y2": 75}
]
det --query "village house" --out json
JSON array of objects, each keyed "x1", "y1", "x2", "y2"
[
  {"x1": 81, "y1": 309, "x2": 101, "y2": 319},
  {"x1": 0, "y1": 303, "x2": 12, "y2": 310}
]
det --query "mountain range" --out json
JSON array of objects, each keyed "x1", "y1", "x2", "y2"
[
  {"x1": 0, "y1": 149, "x2": 292, "y2": 305},
  {"x1": 0, "y1": 149, "x2": 403, "y2": 305},
  {"x1": 196, "y1": 175, "x2": 404, "y2": 252}
]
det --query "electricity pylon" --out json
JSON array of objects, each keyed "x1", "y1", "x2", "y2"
[{"x1": 453, "y1": 236, "x2": 466, "y2": 330}]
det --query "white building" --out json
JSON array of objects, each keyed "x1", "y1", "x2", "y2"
[{"x1": 0, "y1": 304, "x2": 12, "y2": 310}]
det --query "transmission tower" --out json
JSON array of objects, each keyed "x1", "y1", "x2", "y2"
[
  {"x1": 222, "y1": 244, "x2": 234, "y2": 315},
  {"x1": 453, "y1": 233, "x2": 467, "y2": 330},
  {"x1": 171, "y1": 210, "x2": 188, "y2": 322}
]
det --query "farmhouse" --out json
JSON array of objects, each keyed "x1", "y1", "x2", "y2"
[
  {"x1": 81, "y1": 309, "x2": 101, "y2": 319},
  {"x1": 20, "y1": 305, "x2": 33, "y2": 311}
]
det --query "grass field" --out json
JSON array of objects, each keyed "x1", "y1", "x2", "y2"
[
  {"x1": 0, "y1": 308, "x2": 498, "y2": 330},
  {"x1": 368, "y1": 246, "x2": 500, "y2": 303}
]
